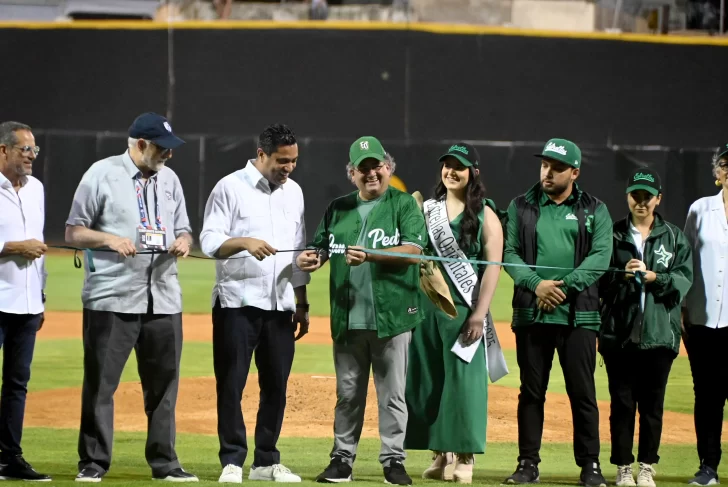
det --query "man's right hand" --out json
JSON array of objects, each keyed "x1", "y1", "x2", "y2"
[
  {"x1": 108, "y1": 237, "x2": 137, "y2": 257},
  {"x1": 242, "y1": 238, "x2": 277, "y2": 261},
  {"x1": 296, "y1": 250, "x2": 322, "y2": 272},
  {"x1": 535, "y1": 280, "x2": 566, "y2": 307},
  {"x1": 17, "y1": 239, "x2": 47, "y2": 260}
]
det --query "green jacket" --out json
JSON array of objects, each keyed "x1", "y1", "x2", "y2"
[
  {"x1": 504, "y1": 182, "x2": 613, "y2": 328},
  {"x1": 599, "y1": 213, "x2": 693, "y2": 355},
  {"x1": 310, "y1": 187, "x2": 427, "y2": 343}
]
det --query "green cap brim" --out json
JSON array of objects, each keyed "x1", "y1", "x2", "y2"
[
  {"x1": 626, "y1": 184, "x2": 660, "y2": 196},
  {"x1": 534, "y1": 153, "x2": 579, "y2": 168},
  {"x1": 351, "y1": 152, "x2": 385, "y2": 167},
  {"x1": 439, "y1": 153, "x2": 474, "y2": 167},
  {"x1": 717, "y1": 148, "x2": 728, "y2": 160}
]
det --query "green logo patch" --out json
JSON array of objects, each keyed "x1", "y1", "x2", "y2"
[
  {"x1": 448, "y1": 144, "x2": 469, "y2": 155},
  {"x1": 633, "y1": 172, "x2": 655, "y2": 183}
]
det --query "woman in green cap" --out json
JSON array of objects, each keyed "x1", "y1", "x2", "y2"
[
  {"x1": 404, "y1": 143, "x2": 504, "y2": 484},
  {"x1": 599, "y1": 167, "x2": 693, "y2": 487}
]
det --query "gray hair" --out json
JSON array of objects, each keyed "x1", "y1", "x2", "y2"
[
  {"x1": 346, "y1": 152, "x2": 397, "y2": 180},
  {"x1": 712, "y1": 149, "x2": 727, "y2": 178},
  {"x1": 0, "y1": 121, "x2": 32, "y2": 147}
]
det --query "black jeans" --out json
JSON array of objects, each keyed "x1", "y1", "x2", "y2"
[
  {"x1": 603, "y1": 347, "x2": 675, "y2": 466},
  {"x1": 515, "y1": 324, "x2": 600, "y2": 467},
  {"x1": 0, "y1": 312, "x2": 40, "y2": 461},
  {"x1": 685, "y1": 326, "x2": 728, "y2": 470},
  {"x1": 212, "y1": 302, "x2": 296, "y2": 468}
]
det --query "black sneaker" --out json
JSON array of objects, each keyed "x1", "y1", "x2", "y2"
[
  {"x1": 153, "y1": 468, "x2": 199, "y2": 482},
  {"x1": 504, "y1": 461, "x2": 540, "y2": 484},
  {"x1": 75, "y1": 467, "x2": 104, "y2": 483},
  {"x1": 0, "y1": 455, "x2": 51, "y2": 481},
  {"x1": 316, "y1": 456, "x2": 353, "y2": 483},
  {"x1": 580, "y1": 462, "x2": 607, "y2": 487},
  {"x1": 384, "y1": 461, "x2": 412, "y2": 486},
  {"x1": 689, "y1": 465, "x2": 719, "y2": 486}
]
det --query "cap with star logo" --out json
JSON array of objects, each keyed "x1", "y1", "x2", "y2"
[
  {"x1": 534, "y1": 138, "x2": 581, "y2": 168},
  {"x1": 626, "y1": 166, "x2": 662, "y2": 196}
]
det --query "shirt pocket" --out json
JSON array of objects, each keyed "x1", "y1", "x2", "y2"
[{"x1": 237, "y1": 205, "x2": 270, "y2": 239}]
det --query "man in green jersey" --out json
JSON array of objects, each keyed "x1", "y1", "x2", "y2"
[
  {"x1": 296, "y1": 136, "x2": 427, "y2": 486},
  {"x1": 502, "y1": 138, "x2": 613, "y2": 487}
]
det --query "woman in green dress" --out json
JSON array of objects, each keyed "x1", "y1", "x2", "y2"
[{"x1": 405, "y1": 143, "x2": 504, "y2": 484}]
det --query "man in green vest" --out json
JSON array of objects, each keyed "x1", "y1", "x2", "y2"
[
  {"x1": 296, "y1": 136, "x2": 427, "y2": 486},
  {"x1": 502, "y1": 138, "x2": 613, "y2": 487}
]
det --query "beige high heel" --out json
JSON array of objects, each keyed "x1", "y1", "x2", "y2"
[
  {"x1": 422, "y1": 451, "x2": 455, "y2": 480},
  {"x1": 453, "y1": 454, "x2": 474, "y2": 484}
]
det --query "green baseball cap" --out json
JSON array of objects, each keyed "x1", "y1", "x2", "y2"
[
  {"x1": 349, "y1": 136, "x2": 386, "y2": 167},
  {"x1": 534, "y1": 138, "x2": 582, "y2": 168},
  {"x1": 716, "y1": 143, "x2": 728, "y2": 160},
  {"x1": 439, "y1": 142, "x2": 480, "y2": 167},
  {"x1": 626, "y1": 166, "x2": 662, "y2": 196}
]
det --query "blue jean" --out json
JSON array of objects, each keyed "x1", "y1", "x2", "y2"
[{"x1": 0, "y1": 312, "x2": 40, "y2": 461}]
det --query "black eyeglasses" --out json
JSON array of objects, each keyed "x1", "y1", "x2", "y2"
[{"x1": 15, "y1": 145, "x2": 40, "y2": 156}]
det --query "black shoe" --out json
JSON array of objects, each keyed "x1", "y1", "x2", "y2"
[
  {"x1": 316, "y1": 456, "x2": 353, "y2": 483},
  {"x1": 689, "y1": 465, "x2": 720, "y2": 486},
  {"x1": 75, "y1": 467, "x2": 104, "y2": 483},
  {"x1": 580, "y1": 462, "x2": 607, "y2": 487},
  {"x1": 0, "y1": 455, "x2": 51, "y2": 482},
  {"x1": 504, "y1": 461, "x2": 540, "y2": 484},
  {"x1": 153, "y1": 468, "x2": 199, "y2": 482},
  {"x1": 384, "y1": 461, "x2": 412, "y2": 486}
]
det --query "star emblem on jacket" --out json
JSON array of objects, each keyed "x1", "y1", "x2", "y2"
[{"x1": 653, "y1": 244, "x2": 673, "y2": 268}]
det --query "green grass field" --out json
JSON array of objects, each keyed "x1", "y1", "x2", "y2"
[{"x1": 15, "y1": 254, "x2": 719, "y2": 485}]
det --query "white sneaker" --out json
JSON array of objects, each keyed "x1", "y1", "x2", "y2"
[
  {"x1": 249, "y1": 465, "x2": 301, "y2": 483},
  {"x1": 219, "y1": 465, "x2": 243, "y2": 484},
  {"x1": 616, "y1": 465, "x2": 636, "y2": 487},
  {"x1": 637, "y1": 463, "x2": 656, "y2": 487}
]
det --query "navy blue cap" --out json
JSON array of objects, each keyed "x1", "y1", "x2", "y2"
[{"x1": 128, "y1": 112, "x2": 185, "y2": 150}]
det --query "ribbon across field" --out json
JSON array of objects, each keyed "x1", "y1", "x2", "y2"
[{"x1": 48, "y1": 245, "x2": 644, "y2": 286}]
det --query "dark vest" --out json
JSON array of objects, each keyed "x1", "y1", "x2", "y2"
[{"x1": 512, "y1": 188, "x2": 602, "y2": 318}]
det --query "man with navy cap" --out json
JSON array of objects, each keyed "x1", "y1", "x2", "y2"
[{"x1": 65, "y1": 113, "x2": 197, "y2": 482}]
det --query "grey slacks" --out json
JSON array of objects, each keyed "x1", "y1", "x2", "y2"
[{"x1": 77, "y1": 308, "x2": 183, "y2": 476}]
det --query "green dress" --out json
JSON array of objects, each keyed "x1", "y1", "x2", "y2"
[{"x1": 404, "y1": 209, "x2": 488, "y2": 454}]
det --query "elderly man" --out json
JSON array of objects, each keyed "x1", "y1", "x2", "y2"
[
  {"x1": 200, "y1": 124, "x2": 310, "y2": 484},
  {"x1": 65, "y1": 112, "x2": 197, "y2": 483},
  {"x1": 0, "y1": 121, "x2": 50, "y2": 481},
  {"x1": 297, "y1": 136, "x2": 427, "y2": 486}
]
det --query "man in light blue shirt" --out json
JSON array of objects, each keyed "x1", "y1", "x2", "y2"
[{"x1": 65, "y1": 113, "x2": 197, "y2": 483}]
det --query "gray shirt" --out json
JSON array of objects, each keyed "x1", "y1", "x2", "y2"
[{"x1": 66, "y1": 151, "x2": 192, "y2": 314}]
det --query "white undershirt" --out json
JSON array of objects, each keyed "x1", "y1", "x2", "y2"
[{"x1": 629, "y1": 222, "x2": 647, "y2": 312}]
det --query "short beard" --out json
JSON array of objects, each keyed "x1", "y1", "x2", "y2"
[{"x1": 541, "y1": 180, "x2": 570, "y2": 196}]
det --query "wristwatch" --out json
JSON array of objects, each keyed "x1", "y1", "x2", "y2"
[
  {"x1": 42, "y1": 292, "x2": 46, "y2": 304},
  {"x1": 296, "y1": 303, "x2": 310, "y2": 311}
]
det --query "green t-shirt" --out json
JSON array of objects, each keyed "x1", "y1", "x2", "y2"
[{"x1": 348, "y1": 195, "x2": 381, "y2": 330}]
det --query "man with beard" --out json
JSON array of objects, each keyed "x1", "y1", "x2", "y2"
[
  {"x1": 65, "y1": 112, "x2": 197, "y2": 483},
  {"x1": 296, "y1": 136, "x2": 427, "y2": 486},
  {"x1": 502, "y1": 139, "x2": 612, "y2": 487},
  {"x1": 200, "y1": 123, "x2": 309, "y2": 484}
]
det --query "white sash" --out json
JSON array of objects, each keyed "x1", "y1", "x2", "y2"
[{"x1": 423, "y1": 198, "x2": 509, "y2": 383}]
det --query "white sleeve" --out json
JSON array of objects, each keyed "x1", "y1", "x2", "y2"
[{"x1": 200, "y1": 179, "x2": 235, "y2": 257}]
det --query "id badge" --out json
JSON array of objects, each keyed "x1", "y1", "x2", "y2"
[{"x1": 138, "y1": 228, "x2": 167, "y2": 250}]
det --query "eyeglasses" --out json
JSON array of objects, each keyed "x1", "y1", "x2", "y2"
[
  {"x1": 719, "y1": 162, "x2": 728, "y2": 170},
  {"x1": 149, "y1": 142, "x2": 172, "y2": 158},
  {"x1": 357, "y1": 164, "x2": 386, "y2": 174},
  {"x1": 15, "y1": 145, "x2": 40, "y2": 156}
]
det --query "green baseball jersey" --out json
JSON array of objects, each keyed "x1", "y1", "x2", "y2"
[
  {"x1": 310, "y1": 187, "x2": 428, "y2": 343},
  {"x1": 348, "y1": 196, "x2": 381, "y2": 330}
]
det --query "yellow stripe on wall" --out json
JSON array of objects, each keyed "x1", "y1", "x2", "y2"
[{"x1": 0, "y1": 19, "x2": 727, "y2": 46}]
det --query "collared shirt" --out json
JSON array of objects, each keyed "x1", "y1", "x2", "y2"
[
  {"x1": 0, "y1": 174, "x2": 46, "y2": 315},
  {"x1": 65, "y1": 151, "x2": 192, "y2": 314},
  {"x1": 684, "y1": 191, "x2": 728, "y2": 328},
  {"x1": 199, "y1": 160, "x2": 310, "y2": 311}
]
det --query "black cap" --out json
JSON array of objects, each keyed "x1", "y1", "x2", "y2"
[
  {"x1": 626, "y1": 167, "x2": 662, "y2": 197},
  {"x1": 438, "y1": 142, "x2": 480, "y2": 167},
  {"x1": 128, "y1": 112, "x2": 185, "y2": 150}
]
